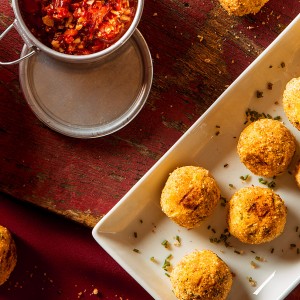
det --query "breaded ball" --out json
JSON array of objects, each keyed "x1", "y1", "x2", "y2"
[
  {"x1": 0, "y1": 225, "x2": 17, "y2": 285},
  {"x1": 283, "y1": 77, "x2": 300, "y2": 130},
  {"x1": 170, "y1": 250, "x2": 232, "y2": 300},
  {"x1": 237, "y1": 118, "x2": 296, "y2": 177},
  {"x1": 219, "y1": 0, "x2": 269, "y2": 16},
  {"x1": 294, "y1": 160, "x2": 300, "y2": 189},
  {"x1": 160, "y1": 166, "x2": 220, "y2": 229},
  {"x1": 227, "y1": 187, "x2": 287, "y2": 244}
]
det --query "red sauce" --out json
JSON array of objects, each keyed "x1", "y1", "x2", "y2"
[{"x1": 20, "y1": 0, "x2": 137, "y2": 55}]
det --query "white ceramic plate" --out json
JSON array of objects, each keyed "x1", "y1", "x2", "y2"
[{"x1": 93, "y1": 14, "x2": 300, "y2": 300}]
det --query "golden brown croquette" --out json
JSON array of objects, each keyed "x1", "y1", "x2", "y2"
[
  {"x1": 294, "y1": 160, "x2": 300, "y2": 189},
  {"x1": 0, "y1": 225, "x2": 17, "y2": 285},
  {"x1": 170, "y1": 249, "x2": 232, "y2": 300},
  {"x1": 160, "y1": 166, "x2": 220, "y2": 229},
  {"x1": 237, "y1": 118, "x2": 296, "y2": 177},
  {"x1": 227, "y1": 187, "x2": 287, "y2": 244},
  {"x1": 283, "y1": 77, "x2": 300, "y2": 130},
  {"x1": 219, "y1": 0, "x2": 269, "y2": 16}
]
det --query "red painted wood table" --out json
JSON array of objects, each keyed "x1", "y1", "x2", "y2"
[{"x1": 0, "y1": 0, "x2": 300, "y2": 299}]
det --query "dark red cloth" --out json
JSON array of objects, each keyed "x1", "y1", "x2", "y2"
[
  {"x1": 0, "y1": 193, "x2": 153, "y2": 300},
  {"x1": 1, "y1": 192, "x2": 300, "y2": 299}
]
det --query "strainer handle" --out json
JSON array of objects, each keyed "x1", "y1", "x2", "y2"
[{"x1": 0, "y1": 22, "x2": 37, "y2": 66}]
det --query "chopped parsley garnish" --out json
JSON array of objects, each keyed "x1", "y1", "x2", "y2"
[
  {"x1": 162, "y1": 255, "x2": 173, "y2": 272},
  {"x1": 161, "y1": 240, "x2": 169, "y2": 248},
  {"x1": 247, "y1": 276, "x2": 257, "y2": 287},
  {"x1": 174, "y1": 235, "x2": 181, "y2": 246},
  {"x1": 245, "y1": 108, "x2": 281, "y2": 123},
  {"x1": 240, "y1": 174, "x2": 249, "y2": 181},
  {"x1": 259, "y1": 177, "x2": 276, "y2": 188}
]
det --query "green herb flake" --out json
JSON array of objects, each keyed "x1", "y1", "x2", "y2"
[
  {"x1": 245, "y1": 108, "x2": 280, "y2": 124},
  {"x1": 267, "y1": 181, "x2": 276, "y2": 188},
  {"x1": 240, "y1": 174, "x2": 249, "y2": 181},
  {"x1": 174, "y1": 235, "x2": 181, "y2": 246},
  {"x1": 258, "y1": 178, "x2": 267, "y2": 185},
  {"x1": 161, "y1": 240, "x2": 169, "y2": 248},
  {"x1": 162, "y1": 255, "x2": 173, "y2": 271},
  {"x1": 247, "y1": 277, "x2": 257, "y2": 287},
  {"x1": 165, "y1": 273, "x2": 170, "y2": 277},
  {"x1": 150, "y1": 257, "x2": 156, "y2": 262}
]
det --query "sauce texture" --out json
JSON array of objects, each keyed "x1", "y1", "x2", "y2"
[{"x1": 20, "y1": 0, "x2": 137, "y2": 55}]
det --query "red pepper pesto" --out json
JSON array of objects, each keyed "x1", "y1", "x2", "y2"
[{"x1": 19, "y1": 0, "x2": 137, "y2": 55}]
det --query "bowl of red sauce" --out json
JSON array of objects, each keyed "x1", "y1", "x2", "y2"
[{"x1": 5, "y1": 0, "x2": 142, "y2": 64}]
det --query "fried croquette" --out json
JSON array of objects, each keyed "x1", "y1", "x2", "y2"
[
  {"x1": 283, "y1": 77, "x2": 300, "y2": 130},
  {"x1": 294, "y1": 160, "x2": 300, "y2": 189},
  {"x1": 227, "y1": 187, "x2": 287, "y2": 244},
  {"x1": 160, "y1": 166, "x2": 220, "y2": 229},
  {"x1": 0, "y1": 225, "x2": 17, "y2": 285},
  {"x1": 237, "y1": 118, "x2": 296, "y2": 177},
  {"x1": 219, "y1": 0, "x2": 269, "y2": 16},
  {"x1": 170, "y1": 250, "x2": 232, "y2": 300}
]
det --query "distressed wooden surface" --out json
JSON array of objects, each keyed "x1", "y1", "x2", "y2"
[
  {"x1": 1, "y1": 0, "x2": 299, "y2": 227},
  {"x1": 1, "y1": 0, "x2": 300, "y2": 299}
]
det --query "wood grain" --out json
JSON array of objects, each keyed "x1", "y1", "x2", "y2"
[
  {"x1": 1, "y1": 0, "x2": 300, "y2": 298},
  {"x1": 0, "y1": 2, "x2": 299, "y2": 223}
]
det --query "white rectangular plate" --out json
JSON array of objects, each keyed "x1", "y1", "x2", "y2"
[{"x1": 93, "y1": 14, "x2": 300, "y2": 300}]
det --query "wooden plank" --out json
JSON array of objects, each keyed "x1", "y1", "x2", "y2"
[{"x1": 0, "y1": 1, "x2": 299, "y2": 228}]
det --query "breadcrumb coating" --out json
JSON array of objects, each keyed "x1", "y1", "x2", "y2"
[
  {"x1": 0, "y1": 225, "x2": 17, "y2": 285},
  {"x1": 219, "y1": 0, "x2": 269, "y2": 16},
  {"x1": 160, "y1": 166, "x2": 220, "y2": 229},
  {"x1": 283, "y1": 77, "x2": 300, "y2": 131},
  {"x1": 237, "y1": 118, "x2": 296, "y2": 177},
  {"x1": 227, "y1": 187, "x2": 287, "y2": 244},
  {"x1": 170, "y1": 250, "x2": 232, "y2": 300},
  {"x1": 294, "y1": 160, "x2": 300, "y2": 189}
]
